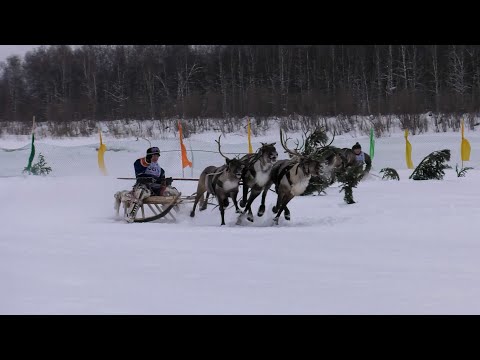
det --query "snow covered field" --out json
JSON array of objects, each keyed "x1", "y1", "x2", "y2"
[{"x1": 2, "y1": 126, "x2": 480, "y2": 314}]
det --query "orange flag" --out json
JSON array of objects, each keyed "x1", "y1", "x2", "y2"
[{"x1": 178, "y1": 121, "x2": 192, "y2": 168}]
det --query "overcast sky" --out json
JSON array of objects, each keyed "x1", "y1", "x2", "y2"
[{"x1": 0, "y1": 45, "x2": 41, "y2": 63}]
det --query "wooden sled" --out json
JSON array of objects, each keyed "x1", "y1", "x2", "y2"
[{"x1": 115, "y1": 191, "x2": 200, "y2": 223}]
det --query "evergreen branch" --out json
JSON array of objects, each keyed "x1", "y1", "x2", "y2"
[
  {"x1": 409, "y1": 149, "x2": 451, "y2": 180},
  {"x1": 455, "y1": 164, "x2": 473, "y2": 177},
  {"x1": 380, "y1": 167, "x2": 400, "y2": 180}
]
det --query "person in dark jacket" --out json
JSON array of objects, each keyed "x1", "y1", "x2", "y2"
[
  {"x1": 351, "y1": 142, "x2": 372, "y2": 178},
  {"x1": 133, "y1": 147, "x2": 173, "y2": 196}
]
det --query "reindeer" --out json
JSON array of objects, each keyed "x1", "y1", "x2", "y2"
[
  {"x1": 262, "y1": 129, "x2": 335, "y2": 225},
  {"x1": 322, "y1": 147, "x2": 358, "y2": 185},
  {"x1": 236, "y1": 142, "x2": 278, "y2": 223},
  {"x1": 190, "y1": 136, "x2": 245, "y2": 226}
]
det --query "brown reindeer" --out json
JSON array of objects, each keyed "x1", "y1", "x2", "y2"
[
  {"x1": 190, "y1": 136, "x2": 245, "y2": 225},
  {"x1": 236, "y1": 142, "x2": 278, "y2": 223},
  {"x1": 262, "y1": 129, "x2": 327, "y2": 225}
]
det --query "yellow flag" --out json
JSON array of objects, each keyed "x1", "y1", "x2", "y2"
[
  {"x1": 461, "y1": 119, "x2": 471, "y2": 162},
  {"x1": 247, "y1": 118, "x2": 253, "y2": 154},
  {"x1": 405, "y1": 129, "x2": 414, "y2": 169},
  {"x1": 98, "y1": 130, "x2": 107, "y2": 175}
]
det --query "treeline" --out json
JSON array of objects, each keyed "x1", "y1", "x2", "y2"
[{"x1": 1, "y1": 45, "x2": 480, "y2": 123}]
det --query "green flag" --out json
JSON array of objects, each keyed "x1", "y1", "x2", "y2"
[
  {"x1": 369, "y1": 127, "x2": 375, "y2": 160},
  {"x1": 26, "y1": 132, "x2": 35, "y2": 173}
]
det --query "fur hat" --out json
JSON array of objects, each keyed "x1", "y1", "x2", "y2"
[{"x1": 352, "y1": 142, "x2": 361, "y2": 150}]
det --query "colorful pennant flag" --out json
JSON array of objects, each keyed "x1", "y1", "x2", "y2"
[
  {"x1": 98, "y1": 129, "x2": 107, "y2": 175},
  {"x1": 405, "y1": 129, "x2": 414, "y2": 169},
  {"x1": 247, "y1": 118, "x2": 253, "y2": 154},
  {"x1": 25, "y1": 116, "x2": 36, "y2": 174},
  {"x1": 461, "y1": 119, "x2": 471, "y2": 164},
  {"x1": 369, "y1": 127, "x2": 375, "y2": 160},
  {"x1": 178, "y1": 121, "x2": 193, "y2": 170}
]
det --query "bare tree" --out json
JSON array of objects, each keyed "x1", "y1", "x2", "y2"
[{"x1": 1, "y1": 56, "x2": 25, "y2": 121}]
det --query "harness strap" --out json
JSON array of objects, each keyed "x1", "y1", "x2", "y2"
[
  {"x1": 277, "y1": 163, "x2": 296, "y2": 187},
  {"x1": 244, "y1": 148, "x2": 268, "y2": 179},
  {"x1": 211, "y1": 169, "x2": 226, "y2": 195}
]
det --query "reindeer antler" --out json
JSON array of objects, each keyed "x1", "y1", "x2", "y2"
[
  {"x1": 294, "y1": 137, "x2": 305, "y2": 152},
  {"x1": 323, "y1": 128, "x2": 336, "y2": 147},
  {"x1": 279, "y1": 129, "x2": 303, "y2": 158},
  {"x1": 215, "y1": 135, "x2": 229, "y2": 160}
]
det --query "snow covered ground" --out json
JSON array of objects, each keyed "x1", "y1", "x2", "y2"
[{"x1": 2, "y1": 126, "x2": 480, "y2": 314}]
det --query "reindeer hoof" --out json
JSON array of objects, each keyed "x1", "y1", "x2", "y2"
[
  {"x1": 190, "y1": 211, "x2": 195, "y2": 218},
  {"x1": 236, "y1": 208, "x2": 242, "y2": 214},
  {"x1": 272, "y1": 206, "x2": 277, "y2": 213},
  {"x1": 285, "y1": 214, "x2": 290, "y2": 221},
  {"x1": 240, "y1": 200, "x2": 246, "y2": 207},
  {"x1": 257, "y1": 205, "x2": 265, "y2": 217},
  {"x1": 273, "y1": 218, "x2": 279, "y2": 225},
  {"x1": 247, "y1": 214, "x2": 254, "y2": 222}
]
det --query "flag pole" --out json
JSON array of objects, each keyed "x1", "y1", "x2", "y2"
[
  {"x1": 189, "y1": 140, "x2": 194, "y2": 178},
  {"x1": 26, "y1": 116, "x2": 36, "y2": 174},
  {"x1": 461, "y1": 119, "x2": 464, "y2": 169}
]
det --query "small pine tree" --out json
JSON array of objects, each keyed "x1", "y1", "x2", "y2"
[
  {"x1": 336, "y1": 164, "x2": 363, "y2": 204},
  {"x1": 455, "y1": 164, "x2": 473, "y2": 177},
  {"x1": 299, "y1": 127, "x2": 337, "y2": 196},
  {"x1": 302, "y1": 175, "x2": 331, "y2": 196},
  {"x1": 303, "y1": 128, "x2": 329, "y2": 155},
  {"x1": 291, "y1": 127, "x2": 364, "y2": 202},
  {"x1": 409, "y1": 149, "x2": 451, "y2": 180},
  {"x1": 380, "y1": 167, "x2": 400, "y2": 180},
  {"x1": 23, "y1": 153, "x2": 52, "y2": 176}
]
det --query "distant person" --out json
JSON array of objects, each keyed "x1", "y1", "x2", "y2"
[
  {"x1": 134, "y1": 147, "x2": 174, "y2": 196},
  {"x1": 351, "y1": 142, "x2": 372, "y2": 178}
]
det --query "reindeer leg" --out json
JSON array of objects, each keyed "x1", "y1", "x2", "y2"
[
  {"x1": 273, "y1": 194, "x2": 294, "y2": 225},
  {"x1": 231, "y1": 190, "x2": 241, "y2": 213},
  {"x1": 190, "y1": 191, "x2": 205, "y2": 217},
  {"x1": 257, "y1": 180, "x2": 273, "y2": 217},
  {"x1": 244, "y1": 187, "x2": 262, "y2": 222},
  {"x1": 240, "y1": 182, "x2": 248, "y2": 208},
  {"x1": 218, "y1": 195, "x2": 226, "y2": 226},
  {"x1": 272, "y1": 189, "x2": 282, "y2": 213},
  {"x1": 200, "y1": 192, "x2": 209, "y2": 211}
]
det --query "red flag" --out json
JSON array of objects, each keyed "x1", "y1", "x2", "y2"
[{"x1": 178, "y1": 121, "x2": 192, "y2": 168}]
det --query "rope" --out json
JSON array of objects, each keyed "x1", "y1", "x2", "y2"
[{"x1": 159, "y1": 149, "x2": 249, "y2": 155}]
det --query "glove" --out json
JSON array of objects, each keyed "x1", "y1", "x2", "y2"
[{"x1": 165, "y1": 177, "x2": 173, "y2": 186}]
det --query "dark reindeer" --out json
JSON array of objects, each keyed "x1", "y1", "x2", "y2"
[
  {"x1": 190, "y1": 136, "x2": 245, "y2": 226},
  {"x1": 297, "y1": 128, "x2": 357, "y2": 185},
  {"x1": 237, "y1": 142, "x2": 278, "y2": 223},
  {"x1": 262, "y1": 129, "x2": 330, "y2": 225},
  {"x1": 322, "y1": 147, "x2": 357, "y2": 184}
]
